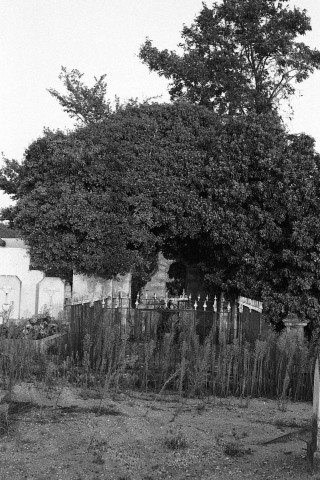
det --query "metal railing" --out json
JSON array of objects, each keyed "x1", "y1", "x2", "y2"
[{"x1": 66, "y1": 292, "x2": 267, "y2": 357}]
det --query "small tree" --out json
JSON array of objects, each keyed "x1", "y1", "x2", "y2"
[{"x1": 48, "y1": 67, "x2": 111, "y2": 125}]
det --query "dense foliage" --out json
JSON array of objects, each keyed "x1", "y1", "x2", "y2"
[
  {"x1": 0, "y1": 103, "x2": 218, "y2": 281},
  {"x1": 139, "y1": 0, "x2": 320, "y2": 114},
  {"x1": 160, "y1": 113, "x2": 320, "y2": 323},
  {"x1": 1, "y1": 102, "x2": 320, "y2": 324}
]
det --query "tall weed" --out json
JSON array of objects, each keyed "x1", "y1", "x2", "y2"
[{"x1": 0, "y1": 310, "x2": 315, "y2": 402}]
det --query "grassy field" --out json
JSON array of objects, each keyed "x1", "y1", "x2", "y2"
[{"x1": 0, "y1": 324, "x2": 318, "y2": 479}]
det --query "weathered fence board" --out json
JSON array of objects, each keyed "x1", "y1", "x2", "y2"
[
  {"x1": 68, "y1": 301, "x2": 245, "y2": 351},
  {"x1": 63, "y1": 298, "x2": 315, "y2": 400},
  {"x1": 67, "y1": 296, "x2": 270, "y2": 361}
]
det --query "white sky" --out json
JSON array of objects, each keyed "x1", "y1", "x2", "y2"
[{"x1": 0, "y1": 0, "x2": 319, "y2": 209}]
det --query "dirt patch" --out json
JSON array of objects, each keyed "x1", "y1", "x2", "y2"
[{"x1": 0, "y1": 384, "x2": 319, "y2": 479}]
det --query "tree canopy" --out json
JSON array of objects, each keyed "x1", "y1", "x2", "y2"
[
  {"x1": 139, "y1": 0, "x2": 320, "y2": 114},
  {"x1": 161, "y1": 113, "x2": 320, "y2": 323},
  {"x1": 0, "y1": 103, "x2": 218, "y2": 282},
  {"x1": 1, "y1": 102, "x2": 320, "y2": 324}
]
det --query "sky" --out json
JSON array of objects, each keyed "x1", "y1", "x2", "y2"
[{"x1": 0, "y1": 0, "x2": 320, "y2": 209}]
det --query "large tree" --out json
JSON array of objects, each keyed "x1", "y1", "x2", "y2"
[
  {"x1": 0, "y1": 103, "x2": 218, "y2": 282},
  {"x1": 0, "y1": 128, "x2": 156, "y2": 280},
  {"x1": 139, "y1": 0, "x2": 320, "y2": 114},
  {"x1": 2, "y1": 103, "x2": 320, "y2": 324}
]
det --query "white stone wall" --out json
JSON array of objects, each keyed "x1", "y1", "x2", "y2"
[
  {"x1": 3, "y1": 238, "x2": 26, "y2": 248},
  {"x1": 0, "y1": 246, "x2": 44, "y2": 319},
  {"x1": 72, "y1": 273, "x2": 131, "y2": 304},
  {"x1": 0, "y1": 239, "x2": 132, "y2": 319}
]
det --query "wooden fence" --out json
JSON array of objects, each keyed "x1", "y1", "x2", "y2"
[
  {"x1": 63, "y1": 297, "x2": 314, "y2": 400},
  {"x1": 67, "y1": 296, "x2": 268, "y2": 356}
]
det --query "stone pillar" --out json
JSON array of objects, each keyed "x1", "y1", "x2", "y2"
[
  {"x1": 283, "y1": 312, "x2": 308, "y2": 340},
  {"x1": 310, "y1": 356, "x2": 320, "y2": 467}
]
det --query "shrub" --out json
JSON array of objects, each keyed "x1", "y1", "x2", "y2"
[{"x1": 164, "y1": 426, "x2": 188, "y2": 450}]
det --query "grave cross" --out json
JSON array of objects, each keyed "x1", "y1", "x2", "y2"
[
  {"x1": 1, "y1": 285, "x2": 13, "y2": 300},
  {"x1": 44, "y1": 288, "x2": 58, "y2": 313},
  {"x1": 0, "y1": 286, "x2": 14, "y2": 323}
]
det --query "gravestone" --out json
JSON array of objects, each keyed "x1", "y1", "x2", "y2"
[
  {"x1": 0, "y1": 275, "x2": 22, "y2": 321},
  {"x1": 36, "y1": 277, "x2": 65, "y2": 319}
]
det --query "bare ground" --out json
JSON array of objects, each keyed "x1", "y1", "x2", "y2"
[{"x1": 0, "y1": 383, "x2": 319, "y2": 480}]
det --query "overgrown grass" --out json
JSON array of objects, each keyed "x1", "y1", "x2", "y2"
[
  {"x1": 0, "y1": 403, "x2": 9, "y2": 436},
  {"x1": 0, "y1": 317, "x2": 315, "y2": 403},
  {"x1": 223, "y1": 441, "x2": 252, "y2": 457},
  {"x1": 164, "y1": 426, "x2": 188, "y2": 450}
]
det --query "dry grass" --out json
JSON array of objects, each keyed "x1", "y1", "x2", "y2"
[
  {"x1": 0, "y1": 319, "x2": 315, "y2": 405},
  {"x1": 164, "y1": 426, "x2": 188, "y2": 450},
  {"x1": 223, "y1": 440, "x2": 252, "y2": 457}
]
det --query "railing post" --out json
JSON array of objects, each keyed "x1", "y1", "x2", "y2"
[
  {"x1": 218, "y1": 293, "x2": 227, "y2": 344},
  {"x1": 238, "y1": 302, "x2": 243, "y2": 341},
  {"x1": 309, "y1": 356, "x2": 320, "y2": 470},
  {"x1": 213, "y1": 296, "x2": 217, "y2": 344},
  {"x1": 232, "y1": 301, "x2": 238, "y2": 340}
]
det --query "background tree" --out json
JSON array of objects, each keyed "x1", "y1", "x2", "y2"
[
  {"x1": 48, "y1": 67, "x2": 111, "y2": 125},
  {"x1": 139, "y1": 0, "x2": 320, "y2": 114},
  {"x1": 160, "y1": 113, "x2": 320, "y2": 325}
]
